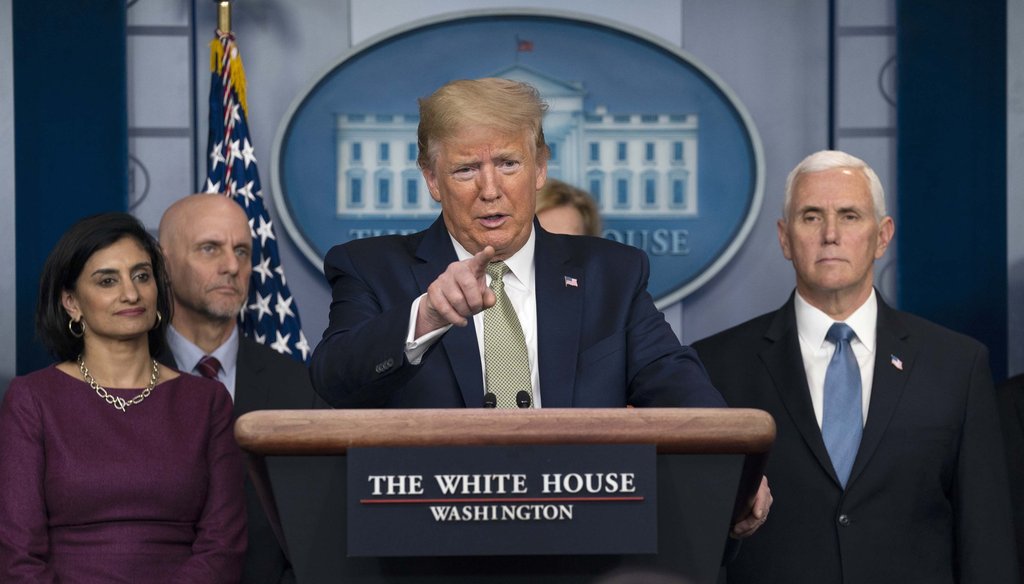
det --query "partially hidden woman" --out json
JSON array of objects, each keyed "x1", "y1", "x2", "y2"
[{"x1": 0, "y1": 213, "x2": 246, "y2": 582}]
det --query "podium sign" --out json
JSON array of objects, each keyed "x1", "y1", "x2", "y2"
[
  {"x1": 347, "y1": 444, "x2": 657, "y2": 557},
  {"x1": 235, "y1": 408, "x2": 776, "y2": 582}
]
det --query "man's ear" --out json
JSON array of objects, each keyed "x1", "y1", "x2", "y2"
[
  {"x1": 777, "y1": 220, "x2": 793, "y2": 261},
  {"x1": 422, "y1": 167, "x2": 442, "y2": 203},
  {"x1": 875, "y1": 216, "x2": 895, "y2": 259}
]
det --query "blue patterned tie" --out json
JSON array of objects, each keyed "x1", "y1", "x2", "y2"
[{"x1": 822, "y1": 323, "x2": 862, "y2": 488}]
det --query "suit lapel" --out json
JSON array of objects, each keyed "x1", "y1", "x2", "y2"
[
  {"x1": 760, "y1": 297, "x2": 841, "y2": 484},
  {"x1": 413, "y1": 217, "x2": 485, "y2": 407},
  {"x1": 234, "y1": 338, "x2": 272, "y2": 418},
  {"x1": 847, "y1": 295, "x2": 914, "y2": 486},
  {"x1": 533, "y1": 227, "x2": 583, "y2": 407}
]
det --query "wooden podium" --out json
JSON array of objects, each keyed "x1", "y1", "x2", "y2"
[{"x1": 235, "y1": 408, "x2": 774, "y2": 583}]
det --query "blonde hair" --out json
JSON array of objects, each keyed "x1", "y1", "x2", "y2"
[
  {"x1": 536, "y1": 179, "x2": 602, "y2": 236},
  {"x1": 417, "y1": 78, "x2": 549, "y2": 171}
]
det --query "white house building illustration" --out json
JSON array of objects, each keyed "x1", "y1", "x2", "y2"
[{"x1": 335, "y1": 65, "x2": 699, "y2": 219}]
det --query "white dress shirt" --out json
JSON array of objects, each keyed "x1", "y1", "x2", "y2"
[
  {"x1": 404, "y1": 229, "x2": 542, "y2": 406},
  {"x1": 166, "y1": 324, "x2": 239, "y2": 401},
  {"x1": 794, "y1": 290, "x2": 878, "y2": 428}
]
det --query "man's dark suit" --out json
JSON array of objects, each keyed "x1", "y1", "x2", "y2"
[
  {"x1": 161, "y1": 336, "x2": 317, "y2": 584},
  {"x1": 693, "y1": 294, "x2": 1019, "y2": 584},
  {"x1": 998, "y1": 373, "x2": 1024, "y2": 580},
  {"x1": 310, "y1": 217, "x2": 723, "y2": 409}
]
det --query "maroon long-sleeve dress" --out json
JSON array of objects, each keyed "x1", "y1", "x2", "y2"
[{"x1": 0, "y1": 365, "x2": 246, "y2": 583}]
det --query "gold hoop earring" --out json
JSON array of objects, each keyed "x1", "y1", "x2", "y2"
[
  {"x1": 68, "y1": 317, "x2": 85, "y2": 338},
  {"x1": 153, "y1": 310, "x2": 163, "y2": 330}
]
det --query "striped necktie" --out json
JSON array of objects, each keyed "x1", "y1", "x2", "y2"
[{"x1": 196, "y1": 355, "x2": 222, "y2": 380}]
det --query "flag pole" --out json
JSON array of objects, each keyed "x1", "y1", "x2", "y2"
[
  {"x1": 204, "y1": 0, "x2": 310, "y2": 362},
  {"x1": 217, "y1": 0, "x2": 231, "y2": 33}
]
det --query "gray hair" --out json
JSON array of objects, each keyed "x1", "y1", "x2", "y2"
[{"x1": 783, "y1": 150, "x2": 886, "y2": 221}]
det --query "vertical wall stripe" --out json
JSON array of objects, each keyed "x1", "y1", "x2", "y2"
[
  {"x1": 1009, "y1": 0, "x2": 1024, "y2": 377},
  {"x1": 896, "y1": 0, "x2": 1008, "y2": 380},
  {"x1": 13, "y1": 1, "x2": 128, "y2": 374},
  {"x1": 0, "y1": 1, "x2": 16, "y2": 391},
  {"x1": 827, "y1": 0, "x2": 836, "y2": 149}
]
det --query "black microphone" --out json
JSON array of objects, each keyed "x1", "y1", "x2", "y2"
[
  {"x1": 483, "y1": 392, "x2": 497, "y2": 408},
  {"x1": 516, "y1": 390, "x2": 532, "y2": 409}
]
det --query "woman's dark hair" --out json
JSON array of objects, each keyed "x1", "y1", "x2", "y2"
[{"x1": 36, "y1": 212, "x2": 173, "y2": 361}]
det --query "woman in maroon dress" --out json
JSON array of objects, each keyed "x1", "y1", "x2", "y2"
[{"x1": 0, "y1": 213, "x2": 245, "y2": 583}]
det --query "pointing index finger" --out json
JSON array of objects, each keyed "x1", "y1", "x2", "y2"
[{"x1": 466, "y1": 245, "x2": 496, "y2": 276}]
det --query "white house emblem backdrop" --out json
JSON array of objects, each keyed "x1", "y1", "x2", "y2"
[{"x1": 271, "y1": 12, "x2": 763, "y2": 306}]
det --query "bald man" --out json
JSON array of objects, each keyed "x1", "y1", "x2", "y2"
[{"x1": 159, "y1": 193, "x2": 317, "y2": 584}]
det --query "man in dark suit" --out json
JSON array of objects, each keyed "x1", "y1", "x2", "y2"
[
  {"x1": 310, "y1": 78, "x2": 725, "y2": 411},
  {"x1": 311, "y1": 215, "x2": 725, "y2": 410},
  {"x1": 160, "y1": 193, "x2": 317, "y2": 584},
  {"x1": 309, "y1": 78, "x2": 770, "y2": 536},
  {"x1": 693, "y1": 150, "x2": 1019, "y2": 583}
]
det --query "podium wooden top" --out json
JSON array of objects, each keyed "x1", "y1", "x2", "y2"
[{"x1": 234, "y1": 408, "x2": 775, "y2": 456}]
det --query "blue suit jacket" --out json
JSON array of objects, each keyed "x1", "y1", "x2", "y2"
[{"x1": 310, "y1": 217, "x2": 724, "y2": 409}]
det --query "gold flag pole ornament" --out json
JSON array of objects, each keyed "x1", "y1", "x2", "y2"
[
  {"x1": 217, "y1": 0, "x2": 231, "y2": 34},
  {"x1": 210, "y1": 1, "x2": 248, "y2": 118}
]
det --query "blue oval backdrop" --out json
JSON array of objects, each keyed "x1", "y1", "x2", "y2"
[{"x1": 272, "y1": 11, "x2": 763, "y2": 307}]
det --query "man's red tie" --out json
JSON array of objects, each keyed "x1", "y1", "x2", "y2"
[{"x1": 196, "y1": 355, "x2": 221, "y2": 380}]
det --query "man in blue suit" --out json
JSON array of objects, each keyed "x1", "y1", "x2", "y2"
[
  {"x1": 310, "y1": 76, "x2": 771, "y2": 537},
  {"x1": 310, "y1": 77, "x2": 729, "y2": 412}
]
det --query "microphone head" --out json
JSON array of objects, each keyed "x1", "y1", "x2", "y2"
[
  {"x1": 483, "y1": 392, "x2": 497, "y2": 408},
  {"x1": 516, "y1": 390, "x2": 532, "y2": 409}
]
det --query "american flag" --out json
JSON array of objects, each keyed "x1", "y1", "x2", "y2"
[
  {"x1": 204, "y1": 30, "x2": 310, "y2": 362},
  {"x1": 890, "y1": 354, "x2": 903, "y2": 371}
]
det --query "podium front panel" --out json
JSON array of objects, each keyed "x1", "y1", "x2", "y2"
[{"x1": 272, "y1": 453, "x2": 742, "y2": 583}]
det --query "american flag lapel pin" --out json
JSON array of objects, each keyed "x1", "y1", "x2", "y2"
[
  {"x1": 890, "y1": 354, "x2": 903, "y2": 371},
  {"x1": 564, "y1": 275, "x2": 578, "y2": 288}
]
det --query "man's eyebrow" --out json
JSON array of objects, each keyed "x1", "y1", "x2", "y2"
[
  {"x1": 446, "y1": 156, "x2": 481, "y2": 167},
  {"x1": 194, "y1": 236, "x2": 226, "y2": 246},
  {"x1": 795, "y1": 205, "x2": 823, "y2": 214},
  {"x1": 492, "y1": 147, "x2": 523, "y2": 159}
]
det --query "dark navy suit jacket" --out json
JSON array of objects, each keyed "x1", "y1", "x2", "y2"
[
  {"x1": 694, "y1": 294, "x2": 1019, "y2": 584},
  {"x1": 310, "y1": 217, "x2": 724, "y2": 409}
]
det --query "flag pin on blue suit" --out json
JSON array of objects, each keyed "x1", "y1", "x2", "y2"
[
  {"x1": 890, "y1": 354, "x2": 903, "y2": 371},
  {"x1": 564, "y1": 276, "x2": 578, "y2": 287}
]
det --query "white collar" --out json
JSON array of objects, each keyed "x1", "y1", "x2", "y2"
[
  {"x1": 794, "y1": 289, "x2": 878, "y2": 351},
  {"x1": 166, "y1": 323, "x2": 239, "y2": 372}
]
